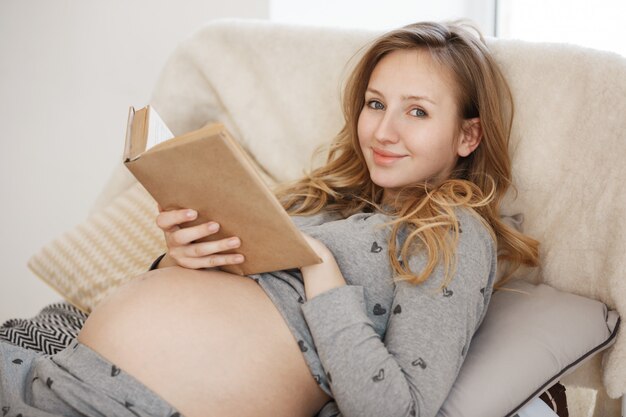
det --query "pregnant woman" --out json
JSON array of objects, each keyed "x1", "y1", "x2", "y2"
[{"x1": 0, "y1": 21, "x2": 538, "y2": 417}]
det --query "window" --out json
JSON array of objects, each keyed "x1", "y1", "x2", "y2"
[
  {"x1": 270, "y1": 0, "x2": 496, "y2": 34},
  {"x1": 270, "y1": 0, "x2": 625, "y2": 57},
  {"x1": 497, "y1": 0, "x2": 626, "y2": 57}
]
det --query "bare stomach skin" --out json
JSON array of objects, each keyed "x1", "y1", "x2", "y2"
[{"x1": 77, "y1": 267, "x2": 331, "y2": 417}]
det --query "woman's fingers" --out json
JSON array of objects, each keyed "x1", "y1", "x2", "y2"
[
  {"x1": 176, "y1": 236, "x2": 241, "y2": 258},
  {"x1": 168, "y1": 221, "x2": 221, "y2": 246},
  {"x1": 155, "y1": 207, "x2": 245, "y2": 270},
  {"x1": 175, "y1": 251, "x2": 245, "y2": 270},
  {"x1": 156, "y1": 209, "x2": 197, "y2": 231},
  {"x1": 167, "y1": 232, "x2": 243, "y2": 267}
]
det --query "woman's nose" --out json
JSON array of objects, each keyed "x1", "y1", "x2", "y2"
[{"x1": 373, "y1": 112, "x2": 399, "y2": 144}]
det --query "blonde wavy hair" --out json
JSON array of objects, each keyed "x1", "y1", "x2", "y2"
[{"x1": 273, "y1": 21, "x2": 539, "y2": 289}]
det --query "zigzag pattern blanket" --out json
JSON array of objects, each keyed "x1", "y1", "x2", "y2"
[{"x1": 0, "y1": 303, "x2": 86, "y2": 354}]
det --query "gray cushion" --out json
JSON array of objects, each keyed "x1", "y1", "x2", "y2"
[{"x1": 438, "y1": 280, "x2": 620, "y2": 417}]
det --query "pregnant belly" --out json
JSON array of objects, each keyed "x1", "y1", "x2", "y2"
[{"x1": 78, "y1": 267, "x2": 329, "y2": 417}]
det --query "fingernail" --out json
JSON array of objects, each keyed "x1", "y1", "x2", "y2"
[
  {"x1": 208, "y1": 222, "x2": 219, "y2": 232},
  {"x1": 234, "y1": 255, "x2": 244, "y2": 263},
  {"x1": 186, "y1": 210, "x2": 197, "y2": 218},
  {"x1": 228, "y1": 237, "x2": 240, "y2": 247}
]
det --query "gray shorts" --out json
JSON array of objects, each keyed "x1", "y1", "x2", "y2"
[{"x1": 0, "y1": 339, "x2": 182, "y2": 416}]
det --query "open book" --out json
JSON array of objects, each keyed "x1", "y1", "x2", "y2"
[{"x1": 123, "y1": 105, "x2": 321, "y2": 275}]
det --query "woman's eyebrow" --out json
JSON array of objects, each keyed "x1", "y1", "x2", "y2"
[
  {"x1": 366, "y1": 87, "x2": 437, "y2": 105},
  {"x1": 402, "y1": 94, "x2": 437, "y2": 105}
]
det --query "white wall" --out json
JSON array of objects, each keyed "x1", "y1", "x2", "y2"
[{"x1": 0, "y1": 0, "x2": 269, "y2": 323}]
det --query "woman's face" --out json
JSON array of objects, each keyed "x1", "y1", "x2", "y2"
[{"x1": 357, "y1": 49, "x2": 475, "y2": 202}]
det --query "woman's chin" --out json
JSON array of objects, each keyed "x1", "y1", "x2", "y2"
[{"x1": 370, "y1": 176, "x2": 405, "y2": 190}]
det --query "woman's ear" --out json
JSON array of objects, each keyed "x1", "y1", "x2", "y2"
[{"x1": 457, "y1": 118, "x2": 482, "y2": 157}]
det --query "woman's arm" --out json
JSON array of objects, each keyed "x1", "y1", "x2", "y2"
[
  {"x1": 300, "y1": 214, "x2": 497, "y2": 417},
  {"x1": 299, "y1": 232, "x2": 347, "y2": 299}
]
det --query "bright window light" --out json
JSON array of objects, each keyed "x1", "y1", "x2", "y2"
[
  {"x1": 497, "y1": 0, "x2": 626, "y2": 57},
  {"x1": 270, "y1": 0, "x2": 496, "y2": 35}
]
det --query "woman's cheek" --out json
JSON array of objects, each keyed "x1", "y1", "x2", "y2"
[{"x1": 357, "y1": 110, "x2": 370, "y2": 142}]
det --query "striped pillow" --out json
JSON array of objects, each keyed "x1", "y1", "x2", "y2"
[{"x1": 27, "y1": 183, "x2": 165, "y2": 313}]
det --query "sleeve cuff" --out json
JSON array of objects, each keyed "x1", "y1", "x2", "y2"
[{"x1": 301, "y1": 285, "x2": 370, "y2": 334}]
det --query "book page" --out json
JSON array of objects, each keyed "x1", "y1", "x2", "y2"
[{"x1": 146, "y1": 106, "x2": 174, "y2": 151}]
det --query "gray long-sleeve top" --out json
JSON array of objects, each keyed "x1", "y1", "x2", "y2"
[{"x1": 249, "y1": 207, "x2": 497, "y2": 417}]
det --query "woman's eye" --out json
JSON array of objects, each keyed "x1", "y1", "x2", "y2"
[
  {"x1": 367, "y1": 100, "x2": 384, "y2": 110},
  {"x1": 410, "y1": 108, "x2": 427, "y2": 117}
]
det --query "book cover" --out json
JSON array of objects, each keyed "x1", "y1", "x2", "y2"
[{"x1": 123, "y1": 105, "x2": 321, "y2": 275}]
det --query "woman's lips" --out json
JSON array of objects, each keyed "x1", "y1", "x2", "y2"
[{"x1": 372, "y1": 147, "x2": 407, "y2": 165}]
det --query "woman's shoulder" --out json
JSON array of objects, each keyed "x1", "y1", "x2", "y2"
[
  {"x1": 455, "y1": 207, "x2": 491, "y2": 234},
  {"x1": 454, "y1": 207, "x2": 496, "y2": 257}
]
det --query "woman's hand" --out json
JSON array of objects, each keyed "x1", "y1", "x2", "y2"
[
  {"x1": 299, "y1": 232, "x2": 347, "y2": 300},
  {"x1": 155, "y1": 205, "x2": 245, "y2": 269}
]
